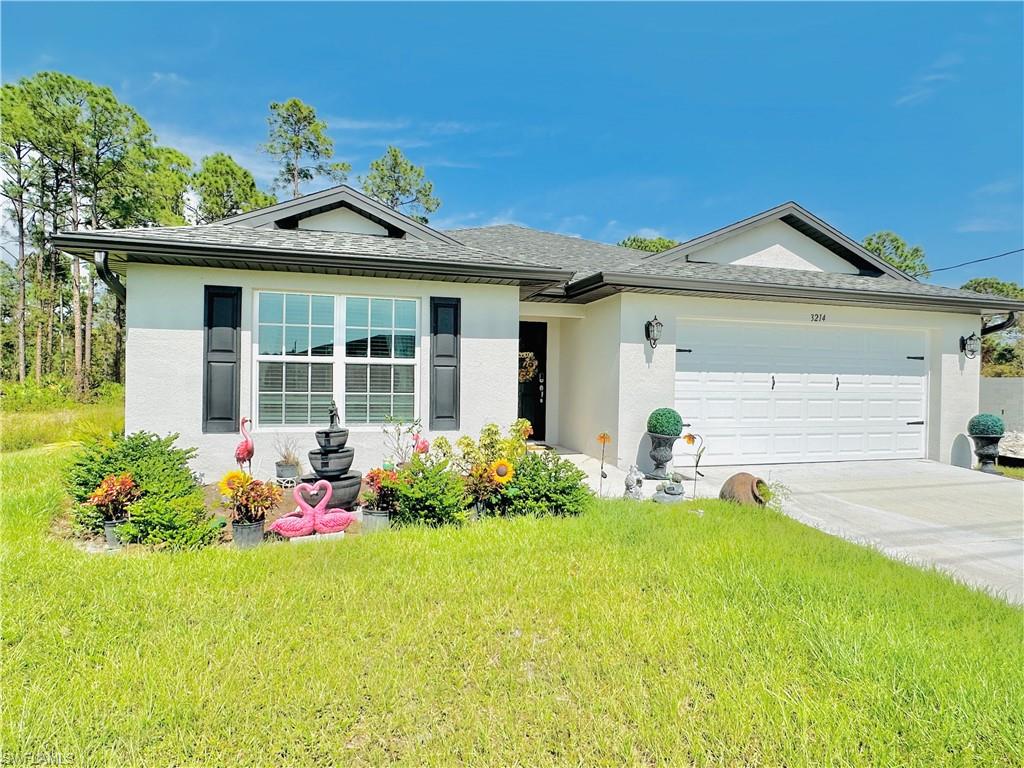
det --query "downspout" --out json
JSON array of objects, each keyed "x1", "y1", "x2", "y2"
[
  {"x1": 981, "y1": 312, "x2": 1016, "y2": 336},
  {"x1": 94, "y1": 250, "x2": 126, "y2": 302}
]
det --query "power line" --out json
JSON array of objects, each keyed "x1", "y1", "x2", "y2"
[{"x1": 911, "y1": 247, "x2": 1024, "y2": 278}]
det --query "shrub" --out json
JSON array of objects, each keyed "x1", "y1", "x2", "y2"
[
  {"x1": 495, "y1": 451, "x2": 592, "y2": 518},
  {"x1": 118, "y1": 492, "x2": 224, "y2": 549},
  {"x1": 444, "y1": 420, "x2": 533, "y2": 504},
  {"x1": 392, "y1": 454, "x2": 469, "y2": 527},
  {"x1": 65, "y1": 431, "x2": 198, "y2": 507},
  {"x1": 647, "y1": 408, "x2": 683, "y2": 436},
  {"x1": 967, "y1": 413, "x2": 1005, "y2": 436},
  {"x1": 64, "y1": 432, "x2": 216, "y2": 547}
]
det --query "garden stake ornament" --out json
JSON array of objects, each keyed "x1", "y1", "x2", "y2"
[{"x1": 597, "y1": 432, "x2": 612, "y2": 495}]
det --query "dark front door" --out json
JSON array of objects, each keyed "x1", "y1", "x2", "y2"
[{"x1": 518, "y1": 321, "x2": 547, "y2": 441}]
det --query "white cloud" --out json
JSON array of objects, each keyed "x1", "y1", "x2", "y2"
[
  {"x1": 970, "y1": 178, "x2": 1020, "y2": 198},
  {"x1": 149, "y1": 72, "x2": 189, "y2": 88},
  {"x1": 954, "y1": 215, "x2": 1019, "y2": 233},
  {"x1": 150, "y1": 124, "x2": 277, "y2": 187},
  {"x1": 325, "y1": 117, "x2": 410, "y2": 131},
  {"x1": 894, "y1": 52, "x2": 963, "y2": 107}
]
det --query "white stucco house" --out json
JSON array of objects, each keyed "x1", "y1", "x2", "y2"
[{"x1": 53, "y1": 186, "x2": 1023, "y2": 480}]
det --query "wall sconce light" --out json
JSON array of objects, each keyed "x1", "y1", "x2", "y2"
[
  {"x1": 959, "y1": 332, "x2": 981, "y2": 359},
  {"x1": 644, "y1": 315, "x2": 664, "y2": 349}
]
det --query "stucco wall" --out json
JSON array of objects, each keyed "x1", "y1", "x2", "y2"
[
  {"x1": 611, "y1": 293, "x2": 980, "y2": 471},
  {"x1": 981, "y1": 377, "x2": 1024, "y2": 432},
  {"x1": 125, "y1": 264, "x2": 518, "y2": 481},
  {"x1": 660, "y1": 220, "x2": 861, "y2": 274},
  {"x1": 555, "y1": 296, "x2": 621, "y2": 460}
]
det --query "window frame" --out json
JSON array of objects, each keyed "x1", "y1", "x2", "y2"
[{"x1": 252, "y1": 290, "x2": 421, "y2": 432}]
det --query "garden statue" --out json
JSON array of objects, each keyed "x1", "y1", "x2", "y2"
[
  {"x1": 234, "y1": 416, "x2": 254, "y2": 473},
  {"x1": 328, "y1": 399, "x2": 340, "y2": 428},
  {"x1": 269, "y1": 480, "x2": 357, "y2": 538},
  {"x1": 652, "y1": 471, "x2": 686, "y2": 503},
  {"x1": 719, "y1": 472, "x2": 768, "y2": 506},
  {"x1": 624, "y1": 465, "x2": 645, "y2": 500}
]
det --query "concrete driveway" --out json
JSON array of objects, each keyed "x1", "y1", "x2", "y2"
[{"x1": 695, "y1": 460, "x2": 1024, "y2": 604}]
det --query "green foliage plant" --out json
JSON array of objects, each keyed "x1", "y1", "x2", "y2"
[
  {"x1": 647, "y1": 408, "x2": 683, "y2": 437},
  {"x1": 496, "y1": 451, "x2": 592, "y2": 518},
  {"x1": 391, "y1": 453, "x2": 469, "y2": 527},
  {"x1": 967, "y1": 413, "x2": 1005, "y2": 436}
]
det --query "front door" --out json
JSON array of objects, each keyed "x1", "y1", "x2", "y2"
[{"x1": 518, "y1": 321, "x2": 547, "y2": 441}]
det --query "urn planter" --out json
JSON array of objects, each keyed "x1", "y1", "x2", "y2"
[
  {"x1": 970, "y1": 434, "x2": 1003, "y2": 474},
  {"x1": 232, "y1": 519, "x2": 265, "y2": 549},
  {"x1": 103, "y1": 517, "x2": 126, "y2": 550},
  {"x1": 646, "y1": 432, "x2": 679, "y2": 480}
]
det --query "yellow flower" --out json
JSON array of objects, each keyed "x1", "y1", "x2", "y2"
[
  {"x1": 597, "y1": 432, "x2": 612, "y2": 446},
  {"x1": 683, "y1": 434, "x2": 696, "y2": 446},
  {"x1": 218, "y1": 470, "x2": 249, "y2": 498},
  {"x1": 489, "y1": 459, "x2": 515, "y2": 485}
]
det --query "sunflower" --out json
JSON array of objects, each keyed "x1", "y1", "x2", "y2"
[
  {"x1": 218, "y1": 469, "x2": 250, "y2": 498},
  {"x1": 489, "y1": 458, "x2": 515, "y2": 485}
]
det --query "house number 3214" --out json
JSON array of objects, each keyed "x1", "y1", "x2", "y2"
[{"x1": 810, "y1": 313, "x2": 827, "y2": 322}]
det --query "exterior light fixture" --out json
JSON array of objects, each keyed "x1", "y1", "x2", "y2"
[
  {"x1": 644, "y1": 315, "x2": 664, "y2": 348},
  {"x1": 959, "y1": 332, "x2": 981, "y2": 359}
]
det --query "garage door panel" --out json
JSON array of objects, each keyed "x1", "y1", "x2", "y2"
[{"x1": 675, "y1": 320, "x2": 927, "y2": 465}]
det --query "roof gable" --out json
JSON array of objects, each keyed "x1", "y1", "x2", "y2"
[
  {"x1": 646, "y1": 202, "x2": 913, "y2": 281},
  {"x1": 215, "y1": 184, "x2": 459, "y2": 245}
]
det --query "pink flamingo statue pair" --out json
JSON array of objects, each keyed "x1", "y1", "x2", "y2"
[{"x1": 268, "y1": 479, "x2": 357, "y2": 538}]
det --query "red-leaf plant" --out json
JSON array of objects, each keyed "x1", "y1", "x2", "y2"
[{"x1": 87, "y1": 473, "x2": 141, "y2": 522}]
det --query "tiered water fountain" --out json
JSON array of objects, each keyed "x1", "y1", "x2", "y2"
[{"x1": 302, "y1": 400, "x2": 362, "y2": 510}]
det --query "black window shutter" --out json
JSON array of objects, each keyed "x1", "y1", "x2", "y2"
[
  {"x1": 203, "y1": 286, "x2": 242, "y2": 433},
  {"x1": 429, "y1": 297, "x2": 460, "y2": 430}
]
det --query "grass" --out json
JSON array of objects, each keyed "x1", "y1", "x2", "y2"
[
  {"x1": 2, "y1": 446, "x2": 1023, "y2": 766},
  {"x1": 995, "y1": 463, "x2": 1024, "y2": 481},
  {"x1": 0, "y1": 402, "x2": 124, "y2": 451}
]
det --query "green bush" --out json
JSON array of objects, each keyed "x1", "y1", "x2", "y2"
[
  {"x1": 65, "y1": 431, "x2": 198, "y2": 506},
  {"x1": 646, "y1": 407, "x2": 683, "y2": 436},
  {"x1": 64, "y1": 432, "x2": 215, "y2": 546},
  {"x1": 117, "y1": 491, "x2": 224, "y2": 550},
  {"x1": 967, "y1": 413, "x2": 1005, "y2": 436},
  {"x1": 497, "y1": 451, "x2": 592, "y2": 518},
  {"x1": 0, "y1": 377, "x2": 124, "y2": 412},
  {"x1": 391, "y1": 454, "x2": 469, "y2": 527}
]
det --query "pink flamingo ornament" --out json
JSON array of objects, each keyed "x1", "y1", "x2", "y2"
[
  {"x1": 267, "y1": 481, "x2": 319, "y2": 538},
  {"x1": 234, "y1": 417, "x2": 254, "y2": 472}
]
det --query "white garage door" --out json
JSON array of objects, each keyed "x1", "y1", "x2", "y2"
[{"x1": 674, "y1": 319, "x2": 927, "y2": 466}]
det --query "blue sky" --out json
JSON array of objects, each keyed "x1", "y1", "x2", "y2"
[{"x1": 3, "y1": 2, "x2": 1022, "y2": 286}]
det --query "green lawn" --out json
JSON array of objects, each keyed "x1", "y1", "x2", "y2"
[
  {"x1": 996, "y1": 463, "x2": 1024, "y2": 481},
  {"x1": 2, "y1": 445, "x2": 1022, "y2": 766},
  {"x1": 0, "y1": 402, "x2": 124, "y2": 451}
]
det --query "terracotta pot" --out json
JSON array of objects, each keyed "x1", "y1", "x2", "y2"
[{"x1": 970, "y1": 434, "x2": 1003, "y2": 474}]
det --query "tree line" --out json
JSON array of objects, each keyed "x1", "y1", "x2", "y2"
[{"x1": 0, "y1": 72, "x2": 441, "y2": 394}]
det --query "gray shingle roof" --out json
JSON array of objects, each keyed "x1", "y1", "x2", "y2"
[
  {"x1": 85, "y1": 225, "x2": 546, "y2": 268},
  {"x1": 622, "y1": 260, "x2": 1012, "y2": 303},
  {"x1": 448, "y1": 224, "x2": 645, "y2": 278}
]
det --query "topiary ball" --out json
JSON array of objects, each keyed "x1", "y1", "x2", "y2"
[
  {"x1": 967, "y1": 413, "x2": 1005, "y2": 436},
  {"x1": 647, "y1": 408, "x2": 683, "y2": 437}
]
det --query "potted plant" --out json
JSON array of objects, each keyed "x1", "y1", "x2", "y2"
[
  {"x1": 361, "y1": 468, "x2": 399, "y2": 533},
  {"x1": 273, "y1": 437, "x2": 302, "y2": 483},
  {"x1": 645, "y1": 407, "x2": 684, "y2": 480},
  {"x1": 967, "y1": 413, "x2": 1005, "y2": 474},
  {"x1": 219, "y1": 470, "x2": 282, "y2": 549},
  {"x1": 86, "y1": 472, "x2": 141, "y2": 550}
]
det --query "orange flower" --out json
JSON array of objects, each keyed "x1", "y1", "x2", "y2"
[
  {"x1": 683, "y1": 434, "x2": 696, "y2": 445},
  {"x1": 597, "y1": 432, "x2": 612, "y2": 446}
]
